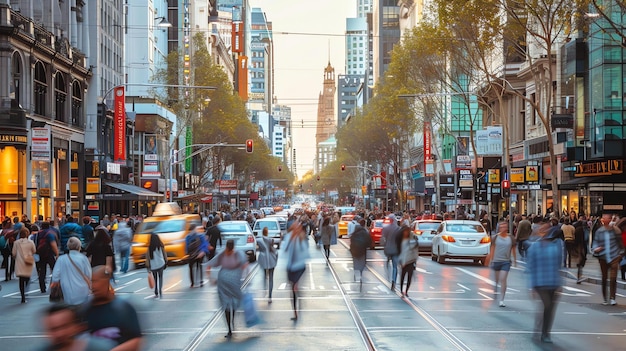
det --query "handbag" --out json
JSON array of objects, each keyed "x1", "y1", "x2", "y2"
[
  {"x1": 242, "y1": 292, "x2": 260, "y2": 327},
  {"x1": 148, "y1": 272, "x2": 155, "y2": 289},
  {"x1": 49, "y1": 282, "x2": 64, "y2": 302},
  {"x1": 18, "y1": 240, "x2": 35, "y2": 265}
]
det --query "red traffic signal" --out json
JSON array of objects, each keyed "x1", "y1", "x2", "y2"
[
  {"x1": 246, "y1": 139, "x2": 253, "y2": 153},
  {"x1": 341, "y1": 164, "x2": 345, "y2": 171},
  {"x1": 316, "y1": 175, "x2": 320, "y2": 181},
  {"x1": 501, "y1": 180, "x2": 511, "y2": 198},
  {"x1": 277, "y1": 165, "x2": 282, "y2": 172}
]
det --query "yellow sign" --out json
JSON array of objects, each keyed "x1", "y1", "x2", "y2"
[
  {"x1": 361, "y1": 186, "x2": 367, "y2": 195},
  {"x1": 510, "y1": 168, "x2": 525, "y2": 183},
  {"x1": 488, "y1": 169, "x2": 500, "y2": 183},
  {"x1": 39, "y1": 188, "x2": 50, "y2": 197},
  {"x1": 86, "y1": 178, "x2": 101, "y2": 194},
  {"x1": 525, "y1": 166, "x2": 539, "y2": 182}
]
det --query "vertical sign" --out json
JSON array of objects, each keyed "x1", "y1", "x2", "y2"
[
  {"x1": 114, "y1": 86, "x2": 126, "y2": 161},
  {"x1": 238, "y1": 56, "x2": 248, "y2": 101},
  {"x1": 423, "y1": 121, "x2": 431, "y2": 167},
  {"x1": 31, "y1": 126, "x2": 51, "y2": 161},
  {"x1": 185, "y1": 126, "x2": 192, "y2": 171}
]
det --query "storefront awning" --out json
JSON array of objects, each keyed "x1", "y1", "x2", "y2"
[
  {"x1": 558, "y1": 176, "x2": 603, "y2": 190},
  {"x1": 101, "y1": 182, "x2": 164, "y2": 201}
]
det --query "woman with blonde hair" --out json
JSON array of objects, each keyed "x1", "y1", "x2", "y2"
[{"x1": 12, "y1": 227, "x2": 35, "y2": 303}]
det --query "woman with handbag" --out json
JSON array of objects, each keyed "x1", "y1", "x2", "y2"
[
  {"x1": 257, "y1": 227, "x2": 278, "y2": 303},
  {"x1": 51, "y1": 237, "x2": 92, "y2": 305},
  {"x1": 12, "y1": 227, "x2": 35, "y2": 303},
  {"x1": 145, "y1": 233, "x2": 167, "y2": 298}
]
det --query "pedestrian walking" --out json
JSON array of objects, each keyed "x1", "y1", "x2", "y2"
[
  {"x1": 397, "y1": 225, "x2": 419, "y2": 297},
  {"x1": 35, "y1": 221, "x2": 59, "y2": 293},
  {"x1": 81, "y1": 266, "x2": 142, "y2": 350},
  {"x1": 12, "y1": 227, "x2": 35, "y2": 303},
  {"x1": 591, "y1": 213, "x2": 625, "y2": 306},
  {"x1": 284, "y1": 221, "x2": 310, "y2": 321},
  {"x1": 205, "y1": 216, "x2": 223, "y2": 273},
  {"x1": 561, "y1": 218, "x2": 576, "y2": 268},
  {"x1": 145, "y1": 233, "x2": 167, "y2": 298},
  {"x1": 320, "y1": 216, "x2": 333, "y2": 259},
  {"x1": 50, "y1": 237, "x2": 92, "y2": 305},
  {"x1": 257, "y1": 227, "x2": 278, "y2": 303},
  {"x1": 113, "y1": 218, "x2": 132, "y2": 274},
  {"x1": 207, "y1": 239, "x2": 248, "y2": 338},
  {"x1": 59, "y1": 217, "x2": 82, "y2": 254},
  {"x1": 526, "y1": 223, "x2": 563, "y2": 344},
  {"x1": 382, "y1": 215, "x2": 400, "y2": 290},
  {"x1": 1, "y1": 218, "x2": 16, "y2": 280},
  {"x1": 37, "y1": 304, "x2": 116, "y2": 351},
  {"x1": 486, "y1": 221, "x2": 517, "y2": 307},
  {"x1": 186, "y1": 224, "x2": 208, "y2": 287},
  {"x1": 350, "y1": 219, "x2": 371, "y2": 291},
  {"x1": 82, "y1": 216, "x2": 95, "y2": 249},
  {"x1": 516, "y1": 216, "x2": 532, "y2": 259},
  {"x1": 573, "y1": 220, "x2": 588, "y2": 283},
  {"x1": 85, "y1": 227, "x2": 113, "y2": 272}
]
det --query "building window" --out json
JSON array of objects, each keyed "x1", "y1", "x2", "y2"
[
  {"x1": 34, "y1": 62, "x2": 47, "y2": 116},
  {"x1": 11, "y1": 52, "x2": 22, "y2": 107},
  {"x1": 71, "y1": 81, "x2": 83, "y2": 127},
  {"x1": 55, "y1": 73, "x2": 67, "y2": 123}
]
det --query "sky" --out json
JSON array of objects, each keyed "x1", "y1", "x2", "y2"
[{"x1": 249, "y1": 0, "x2": 356, "y2": 179}]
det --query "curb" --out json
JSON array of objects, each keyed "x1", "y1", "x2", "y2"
[{"x1": 559, "y1": 269, "x2": 626, "y2": 290}]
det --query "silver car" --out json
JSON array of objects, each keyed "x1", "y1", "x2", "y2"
[
  {"x1": 410, "y1": 220, "x2": 442, "y2": 253},
  {"x1": 217, "y1": 221, "x2": 257, "y2": 263},
  {"x1": 252, "y1": 218, "x2": 283, "y2": 249}
]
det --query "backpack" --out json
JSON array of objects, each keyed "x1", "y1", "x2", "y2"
[
  {"x1": 36, "y1": 230, "x2": 52, "y2": 257},
  {"x1": 187, "y1": 234, "x2": 202, "y2": 260}
]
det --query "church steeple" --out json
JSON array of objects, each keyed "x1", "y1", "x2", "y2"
[{"x1": 316, "y1": 62, "x2": 336, "y2": 146}]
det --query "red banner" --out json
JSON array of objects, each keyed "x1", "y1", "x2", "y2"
[
  {"x1": 424, "y1": 121, "x2": 432, "y2": 166},
  {"x1": 114, "y1": 86, "x2": 126, "y2": 161}
]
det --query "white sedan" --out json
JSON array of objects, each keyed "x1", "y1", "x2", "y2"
[{"x1": 431, "y1": 220, "x2": 491, "y2": 265}]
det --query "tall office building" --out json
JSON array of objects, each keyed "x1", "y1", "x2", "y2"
[
  {"x1": 337, "y1": 75, "x2": 363, "y2": 128},
  {"x1": 357, "y1": 0, "x2": 374, "y2": 18},
  {"x1": 372, "y1": 0, "x2": 400, "y2": 84},
  {"x1": 249, "y1": 7, "x2": 273, "y2": 114},
  {"x1": 345, "y1": 17, "x2": 369, "y2": 76}
]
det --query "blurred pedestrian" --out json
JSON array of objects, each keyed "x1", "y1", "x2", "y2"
[
  {"x1": 592, "y1": 213, "x2": 625, "y2": 306},
  {"x1": 12, "y1": 227, "x2": 35, "y2": 303},
  {"x1": 350, "y1": 219, "x2": 371, "y2": 290},
  {"x1": 35, "y1": 221, "x2": 59, "y2": 293},
  {"x1": 526, "y1": 223, "x2": 563, "y2": 344},
  {"x1": 1, "y1": 218, "x2": 16, "y2": 280},
  {"x1": 113, "y1": 218, "x2": 132, "y2": 274},
  {"x1": 397, "y1": 225, "x2": 419, "y2": 297},
  {"x1": 486, "y1": 222, "x2": 517, "y2": 307},
  {"x1": 38, "y1": 304, "x2": 116, "y2": 351},
  {"x1": 145, "y1": 233, "x2": 167, "y2": 299},
  {"x1": 205, "y1": 216, "x2": 223, "y2": 272},
  {"x1": 382, "y1": 215, "x2": 400, "y2": 290},
  {"x1": 516, "y1": 216, "x2": 532, "y2": 259},
  {"x1": 59, "y1": 217, "x2": 82, "y2": 254},
  {"x1": 51, "y1": 237, "x2": 91, "y2": 305},
  {"x1": 85, "y1": 228, "x2": 113, "y2": 272},
  {"x1": 320, "y1": 216, "x2": 333, "y2": 259},
  {"x1": 82, "y1": 216, "x2": 95, "y2": 249},
  {"x1": 207, "y1": 239, "x2": 248, "y2": 338},
  {"x1": 257, "y1": 227, "x2": 278, "y2": 303},
  {"x1": 82, "y1": 266, "x2": 142, "y2": 350},
  {"x1": 561, "y1": 218, "x2": 576, "y2": 268},
  {"x1": 284, "y1": 221, "x2": 310, "y2": 321},
  {"x1": 186, "y1": 224, "x2": 208, "y2": 287}
]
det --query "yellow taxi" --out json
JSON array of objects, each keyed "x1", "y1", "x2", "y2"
[
  {"x1": 337, "y1": 214, "x2": 355, "y2": 238},
  {"x1": 131, "y1": 202, "x2": 202, "y2": 265}
]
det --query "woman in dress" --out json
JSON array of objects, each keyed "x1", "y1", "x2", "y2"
[
  {"x1": 207, "y1": 239, "x2": 248, "y2": 338},
  {"x1": 284, "y1": 221, "x2": 309, "y2": 321},
  {"x1": 397, "y1": 225, "x2": 419, "y2": 297},
  {"x1": 145, "y1": 233, "x2": 168, "y2": 298},
  {"x1": 257, "y1": 227, "x2": 278, "y2": 303},
  {"x1": 85, "y1": 227, "x2": 114, "y2": 272},
  {"x1": 12, "y1": 227, "x2": 35, "y2": 303},
  {"x1": 486, "y1": 221, "x2": 517, "y2": 307},
  {"x1": 320, "y1": 216, "x2": 333, "y2": 259},
  {"x1": 50, "y1": 237, "x2": 92, "y2": 305}
]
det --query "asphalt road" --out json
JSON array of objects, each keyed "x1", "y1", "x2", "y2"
[{"x1": 0, "y1": 236, "x2": 624, "y2": 351}]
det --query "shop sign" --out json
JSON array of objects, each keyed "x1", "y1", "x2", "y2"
[
  {"x1": 458, "y1": 169, "x2": 473, "y2": 188},
  {"x1": 424, "y1": 122, "x2": 432, "y2": 162},
  {"x1": 525, "y1": 165, "x2": 540, "y2": 182},
  {"x1": 575, "y1": 159, "x2": 623, "y2": 177},
  {"x1": 510, "y1": 168, "x2": 525, "y2": 183},
  {"x1": 87, "y1": 202, "x2": 100, "y2": 211},
  {"x1": 39, "y1": 188, "x2": 50, "y2": 197},
  {"x1": 488, "y1": 169, "x2": 500, "y2": 183},
  {"x1": 31, "y1": 127, "x2": 51, "y2": 161},
  {"x1": 0, "y1": 132, "x2": 27, "y2": 145},
  {"x1": 114, "y1": 86, "x2": 126, "y2": 161},
  {"x1": 86, "y1": 178, "x2": 101, "y2": 194},
  {"x1": 216, "y1": 180, "x2": 238, "y2": 190}
]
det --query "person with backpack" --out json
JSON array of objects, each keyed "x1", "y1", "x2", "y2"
[
  {"x1": 35, "y1": 221, "x2": 59, "y2": 293},
  {"x1": 186, "y1": 224, "x2": 208, "y2": 287},
  {"x1": 60, "y1": 217, "x2": 83, "y2": 254}
]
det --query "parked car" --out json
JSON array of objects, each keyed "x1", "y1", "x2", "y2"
[
  {"x1": 131, "y1": 202, "x2": 202, "y2": 265},
  {"x1": 216, "y1": 220, "x2": 257, "y2": 263},
  {"x1": 410, "y1": 219, "x2": 443, "y2": 253},
  {"x1": 431, "y1": 220, "x2": 490, "y2": 265},
  {"x1": 369, "y1": 219, "x2": 384, "y2": 249},
  {"x1": 252, "y1": 218, "x2": 283, "y2": 249}
]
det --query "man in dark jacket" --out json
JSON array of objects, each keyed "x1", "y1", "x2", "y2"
[
  {"x1": 205, "y1": 216, "x2": 223, "y2": 261},
  {"x1": 382, "y1": 215, "x2": 400, "y2": 290},
  {"x1": 350, "y1": 219, "x2": 371, "y2": 290},
  {"x1": 82, "y1": 216, "x2": 95, "y2": 249},
  {"x1": 59, "y1": 217, "x2": 83, "y2": 254}
]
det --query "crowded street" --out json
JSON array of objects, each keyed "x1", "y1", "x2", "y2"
[{"x1": 0, "y1": 233, "x2": 624, "y2": 351}]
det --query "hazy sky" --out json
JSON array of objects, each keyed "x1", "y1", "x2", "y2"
[{"x1": 249, "y1": 0, "x2": 356, "y2": 178}]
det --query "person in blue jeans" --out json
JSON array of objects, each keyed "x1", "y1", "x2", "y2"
[
  {"x1": 186, "y1": 224, "x2": 209, "y2": 287},
  {"x1": 112, "y1": 219, "x2": 133, "y2": 274},
  {"x1": 382, "y1": 215, "x2": 400, "y2": 290}
]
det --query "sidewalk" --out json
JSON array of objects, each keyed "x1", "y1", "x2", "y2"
[{"x1": 560, "y1": 256, "x2": 626, "y2": 290}]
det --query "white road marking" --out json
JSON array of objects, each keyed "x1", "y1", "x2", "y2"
[
  {"x1": 134, "y1": 287, "x2": 147, "y2": 293},
  {"x1": 163, "y1": 279, "x2": 182, "y2": 291},
  {"x1": 3, "y1": 289, "x2": 38, "y2": 297},
  {"x1": 477, "y1": 292, "x2": 494, "y2": 300},
  {"x1": 616, "y1": 293, "x2": 626, "y2": 298},
  {"x1": 456, "y1": 267, "x2": 496, "y2": 286},
  {"x1": 415, "y1": 267, "x2": 433, "y2": 275},
  {"x1": 308, "y1": 262, "x2": 315, "y2": 290},
  {"x1": 278, "y1": 282, "x2": 287, "y2": 290},
  {"x1": 563, "y1": 312, "x2": 588, "y2": 315},
  {"x1": 563, "y1": 286, "x2": 594, "y2": 294},
  {"x1": 457, "y1": 283, "x2": 471, "y2": 291},
  {"x1": 114, "y1": 278, "x2": 142, "y2": 291}
]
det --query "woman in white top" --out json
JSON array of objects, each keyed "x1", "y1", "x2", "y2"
[
  {"x1": 145, "y1": 233, "x2": 168, "y2": 298},
  {"x1": 51, "y1": 237, "x2": 92, "y2": 305}
]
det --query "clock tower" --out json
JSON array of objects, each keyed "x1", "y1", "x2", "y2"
[{"x1": 316, "y1": 62, "x2": 336, "y2": 146}]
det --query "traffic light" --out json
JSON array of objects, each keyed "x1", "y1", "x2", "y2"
[
  {"x1": 501, "y1": 179, "x2": 511, "y2": 198},
  {"x1": 316, "y1": 175, "x2": 320, "y2": 181},
  {"x1": 277, "y1": 165, "x2": 282, "y2": 172},
  {"x1": 341, "y1": 164, "x2": 345, "y2": 171},
  {"x1": 246, "y1": 139, "x2": 253, "y2": 153}
]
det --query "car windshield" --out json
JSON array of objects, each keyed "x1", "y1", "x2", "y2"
[
  {"x1": 139, "y1": 219, "x2": 186, "y2": 234},
  {"x1": 219, "y1": 223, "x2": 251, "y2": 233},
  {"x1": 341, "y1": 216, "x2": 353, "y2": 221},
  {"x1": 374, "y1": 221, "x2": 383, "y2": 228},
  {"x1": 255, "y1": 221, "x2": 279, "y2": 230},
  {"x1": 447, "y1": 224, "x2": 485, "y2": 233},
  {"x1": 418, "y1": 222, "x2": 441, "y2": 231}
]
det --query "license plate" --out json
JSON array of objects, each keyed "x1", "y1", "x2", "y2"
[{"x1": 460, "y1": 240, "x2": 473, "y2": 245}]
